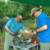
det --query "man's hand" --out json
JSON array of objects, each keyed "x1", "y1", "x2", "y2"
[
  {"x1": 10, "y1": 32, "x2": 15, "y2": 36},
  {"x1": 33, "y1": 31, "x2": 37, "y2": 35}
]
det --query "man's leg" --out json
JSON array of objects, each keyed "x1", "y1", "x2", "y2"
[
  {"x1": 48, "y1": 43, "x2": 50, "y2": 50},
  {"x1": 40, "y1": 43, "x2": 49, "y2": 50},
  {"x1": 4, "y1": 32, "x2": 10, "y2": 50},
  {"x1": 4, "y1": 32, "x2": 14, "y2": 50}
]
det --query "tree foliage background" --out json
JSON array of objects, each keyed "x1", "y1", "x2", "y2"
[{"x1": 0, "y1": 1, "x2": 50, "y2": 18}]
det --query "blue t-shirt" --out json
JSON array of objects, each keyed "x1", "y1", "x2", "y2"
[
  {"x1": 5, "y1": 18, "x2": 23, "y2": 33},
  {"x1": 37, "y1": 12, "x2": 50, "y2": 42}
]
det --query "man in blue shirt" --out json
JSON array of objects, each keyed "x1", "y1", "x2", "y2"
[
  {"x1": 4, "y1": 15, "x2": 23, "y2": 50},
  {"x1": 31, "y1": 7, "x2": 50, "y2": 50}
]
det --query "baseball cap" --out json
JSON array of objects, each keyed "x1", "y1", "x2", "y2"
[{"x1": 31, "y1": 7, "x2": 40, "y2": 16}]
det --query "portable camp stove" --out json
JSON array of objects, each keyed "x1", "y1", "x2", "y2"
[{"x1": 12, "y1": 29, "x2": 38, "y2": 50}]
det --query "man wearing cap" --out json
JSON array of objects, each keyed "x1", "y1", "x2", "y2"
[
  {"x1": 31, "y1": 7, "x2": 50, "y2": 50},
  {"x1": 4, "y1": 15, "x2": 23, "y2": 50}
]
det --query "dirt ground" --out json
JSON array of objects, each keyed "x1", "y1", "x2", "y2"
[{"x1": 0, "y1": 36, "x2": 3, "y2": 50}]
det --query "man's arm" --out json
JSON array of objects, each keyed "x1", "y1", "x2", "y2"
[
  {"x1": 5, "y1": 26, "x2": 13, "y2": 33},
  {"x1": 36, "y1": 25, "x2": 48, "y2": 33},
  {"x1": 33, "y1": 25, "x2": 48, "y2": 35},
  {"x1": 5, "y1": 26, "x2": 15, "y2": 35}
]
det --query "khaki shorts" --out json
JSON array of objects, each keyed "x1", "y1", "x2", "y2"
[{"x1": 40, "y1": 43, "x2": 50, "y2": 50}]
